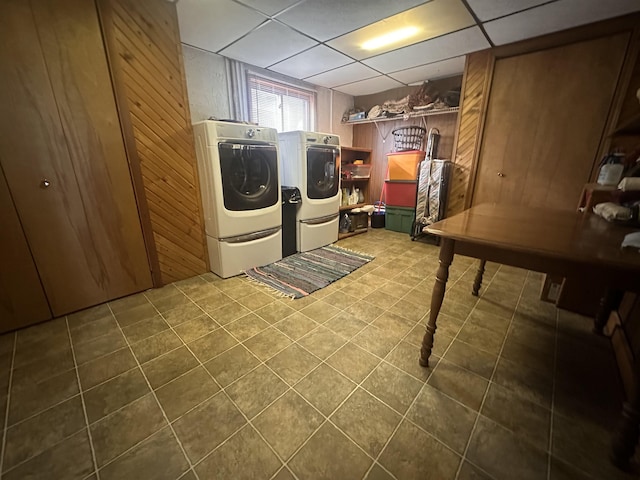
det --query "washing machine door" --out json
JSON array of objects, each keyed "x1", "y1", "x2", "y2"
[
  {"x1": 306, "y1": 146, "x2": 339, "y2": 200},
  {"x1": 218, "y1": 143, "x2": 279, "y2": 211}
]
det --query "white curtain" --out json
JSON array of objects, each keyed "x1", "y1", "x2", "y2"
[{"x1": 225, "y1": 58, "x2": 249, "y2": 122}]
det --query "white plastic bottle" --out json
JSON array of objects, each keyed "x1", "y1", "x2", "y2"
[{"x1": 597, "y1": 153, "x2": 625, "y2": 186}]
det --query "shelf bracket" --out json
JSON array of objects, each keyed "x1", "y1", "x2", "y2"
[{"x1": 373, "y1": 121, "x2": 393, "y2": 145}]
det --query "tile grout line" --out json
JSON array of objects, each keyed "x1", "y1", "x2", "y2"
[
  {"x1": 173, "y1": 262, "x2": 431, "y2": 479},
  {"x1": 360, "y1": 260, "x2": 485, "y2": 480},
  {"x1": 80, "y1": 243, "x2": 476, "y2": 479},
  {"x1": 454, "y1": 267, "x2": 529, "y2": 479},
  {"x1": 105, "y1": 303, "x2": 202, "y2": 480},
  {"x1": 1, "y1": 236, "x2": 532, "y2": 479},
  {"x1": 1, "y1": 266, "x2": 487, "y2": 478},
  {"x1": 65, "y1": 317, "x2": 101, "y2": 480},
  {"x1": 265, "y1": 262, "x2": 480, "y2": 479},
  {"x1": 0, "y1": 333, "x2": 17, "y2": 480},
  {"x1": 149, "y1": 293, "x2": 303, "y2": 479},
  {"x1": 274, "y1": 259, "x2": 483, "y2": 479},
  {"x1": 142, "y1": 283, "x2": 326, "y2": 478},
  {"x1": 546, "y1": 305, "x2": 560, "y2": 480}
]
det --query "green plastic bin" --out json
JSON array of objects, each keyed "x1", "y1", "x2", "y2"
[{"x1": 385, "y1": 206, "x2": 414, "y2": 234}]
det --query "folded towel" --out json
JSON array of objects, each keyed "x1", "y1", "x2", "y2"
[
  {"x1": 622, "y1": 231, "x2": 640, "y2": 251},
  {"x1": 618, "y1": 177, "x2": 640, "y2": 192},
  {"x1": 593, "y1": 202, "x2": 633, "y2": 222}
]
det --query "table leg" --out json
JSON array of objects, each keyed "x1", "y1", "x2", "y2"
[
  {"x1": 593, "y1": 289, "x2": 623, "y2": 335},
  {"x1": 420, "y1": 238, "x2": 454, "y2": 367},
  {"x1": 472, "y1": 259, "x2": 486, "y2": 296},
  {"x1": 611, "y1": 398, "x2": 640, "y2": 469}
]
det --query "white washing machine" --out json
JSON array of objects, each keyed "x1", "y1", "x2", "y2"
[
  {"x1": 278, "y1": 131, "x2": 340, "y2": 252},
  {"x1": 193, "y1": 120, "x2": 282, "y2": 278}
]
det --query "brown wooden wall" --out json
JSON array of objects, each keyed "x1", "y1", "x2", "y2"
[
  {"x1": 447, "y1": 13, "x2": 640, "y2": 216},
  {"x1": 99, "y1": 0, "x2": 209, "y2": 285},
  {"x1": 607, "y1": 37, "x2": 640, "y2": 161},
  {"x1": 447, "y1": 51, "x2": 492, "y2": 215},
  {"x1": 352, "y1": 112, "x2": 458, "y2": 206}
]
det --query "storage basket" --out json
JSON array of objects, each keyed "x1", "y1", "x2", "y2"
[{"x1": 392, "y1": 126, "x2": 426, "y2": 152}]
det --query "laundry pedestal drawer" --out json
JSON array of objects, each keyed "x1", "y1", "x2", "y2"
[
  {"x1": 298, "y1": 215, "x2": 339, "y2": 252},
  {"x1": 207, "y1": 230, "x2": 282, "y2": 278}
]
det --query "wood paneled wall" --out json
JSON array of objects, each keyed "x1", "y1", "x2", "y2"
[
  {"x1": 607, "y1": 36, "x2": 640, "y2": 160},
  {"x1": 447, "y1": 51, "x2": 492, "y2": 215},
  {"x1": 352, "y1": 113, "x2": 458, "y2": 206},
  {"x1": 99, "y1": 0, "x2": 209, "y2": 285},
  {"x1": 448, "y1": 13, "x2": 640, "y2": 216}
]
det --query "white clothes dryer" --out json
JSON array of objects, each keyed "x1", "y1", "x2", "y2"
[
  {"x1": 193, "y1": 120, "x2": 282, "y2": 278},
  {"x1": 278, "y1": 131, "x2": 340, "y2": 252}
]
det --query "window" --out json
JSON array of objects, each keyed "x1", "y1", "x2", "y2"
[{"x1": 247, "y1": 73, "x2": 315, "y2": 132}]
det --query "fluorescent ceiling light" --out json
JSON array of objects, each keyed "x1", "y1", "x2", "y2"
[
  {"x1": 327, "y1": 0, "x2": 475, "y2": 60},
  {"x1": 362, "y1": 26, "x2": 420, "y2": 50}
]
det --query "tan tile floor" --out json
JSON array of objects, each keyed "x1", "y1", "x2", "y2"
[{"x1": 0, "y1": 229, "x2": 638, "y2": 479}]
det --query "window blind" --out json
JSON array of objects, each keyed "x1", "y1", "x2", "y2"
[{"x1": 247, "y1": 73, "x2": 315, "y2": 132}]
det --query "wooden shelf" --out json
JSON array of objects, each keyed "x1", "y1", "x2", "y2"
[
  {"x1": 338, "y1": 227, "x2": 368, "y2": 240},
  {"x1": 341, "y1": 146, "x2": 372, "y2": 154},
  {"x1": 612, "y1": 113, "x2": 640, "y2": 135},
  {"x1": 342, "y1": 107, "x2": 459, "y2": 125},
  {"x1": 340, "y1": 203, "x2": 366, "y2": 211},
  {"x1": 341, "y1": 177, "x2": 370, "y2": 182}
]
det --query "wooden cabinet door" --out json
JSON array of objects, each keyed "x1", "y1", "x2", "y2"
[
  {"x1": 472, "y1": 33, "x2": 628, "y2": 209},
  {"x1": 0, "y1": 0, "x2": 152, "y2": 317},
  {"x1": 0, "y1": 170, "x2": 52, "y2": 329}
]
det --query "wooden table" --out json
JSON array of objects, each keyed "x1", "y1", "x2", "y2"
[{"x1": 420, "y1": 203, "x2": 640, "y2": 467}]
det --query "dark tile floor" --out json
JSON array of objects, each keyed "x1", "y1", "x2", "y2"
[{"x1": 0, "y1": 229, "x2": 637, "y2": 479}]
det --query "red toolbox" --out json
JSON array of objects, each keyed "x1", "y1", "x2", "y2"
[{"x1": 385, "y1": 180, "x2": 417, "y2": 207}]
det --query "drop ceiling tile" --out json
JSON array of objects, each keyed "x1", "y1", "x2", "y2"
[
  {"x1": 484, "y1": 0, "x2": 640, "y2": 46},
  {"x1": 327, "y1": 0, "x2": 474, "y2": 60},
  {"x1": 276, "y1": 0, "x2": 429, "y2": 42},
  {"x1": 177, "y1": 0, "x2": 267, "y2": 52},
  {"x1": 466, "y1": 0, "x2": 551, "y2": 22},
  {"x1": 269, "y1": 45, "x2": 352, "y2": 79},
  {"x1": 219, "y1": 21, "x2": 317, "y2": 68},
  {"x1": 389, "y1": 56, "x2": 465, "y2": 84},
  {"x1": 236, "y1": 0, "x2": 300, "y2": 16},
  {"x1": 363, "y1": 27, "x2": 489, "y2": 73},
  {"x1": 334, "y1": 76, "x2": 404, "y2": 96},
  {"x1": 305, "y1": 63, "x2": 380, "y2": 88}
]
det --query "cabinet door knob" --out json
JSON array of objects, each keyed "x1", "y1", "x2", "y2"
[
  {"x1": 41, "y1": 179, "x2": 51, "y2": 188},
  {"x1": 497, "y1": 172, "x2": 505, "y2": 177}
]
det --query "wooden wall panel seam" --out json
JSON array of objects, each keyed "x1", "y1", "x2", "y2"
[
  {"x1": 112, "y1": 18, "x2": 185, "y2": 106},
  {"x1": 139, "y1": 168, "x2": 200, "y2": 211},
  {"x1": 134, "y1": 0, "x2": 176, "y2": 45},
  {"x1": 101, "y1": 0, "x2": 208, "y2": 284},
  {"x1": 120, "y1": 67, "x2": 189, "y2": 132},
  {"x1": 113, "y1": 32, "x2": 186, "y2": 115},
  {"x1": 131, "y1": 130, "x2": 196, "y2": 187},
  {"x1": 95, "y1": 0, "x2": 161, "y2": 287},
  {"x1": 124, "y1": 87, "x2": 195, "y2": 156},
  {"x1": 170, "y1": 1, "x2": 210, "y2": 275},
  {"x1": 112, "y1": 11, "x2": 182, "y2": 87},
  {"x1": 111, "y1": 0, "x2": 181, "y2": 74},
  {"x1": 465, "y1": 52, "x2": 495, "y2": 210}
]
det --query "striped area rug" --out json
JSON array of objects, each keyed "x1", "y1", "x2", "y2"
[{"x1": 244, "y1": 245, "x2": 374, "y2": 299}]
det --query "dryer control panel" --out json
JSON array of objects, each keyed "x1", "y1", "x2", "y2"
[{"x1": 304, "y1": 133, "x2": 339, "y2": 147}]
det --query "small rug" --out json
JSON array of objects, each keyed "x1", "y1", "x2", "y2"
[{"x1": 244, "y1": 245, "x2": 374, "y2": 299}]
